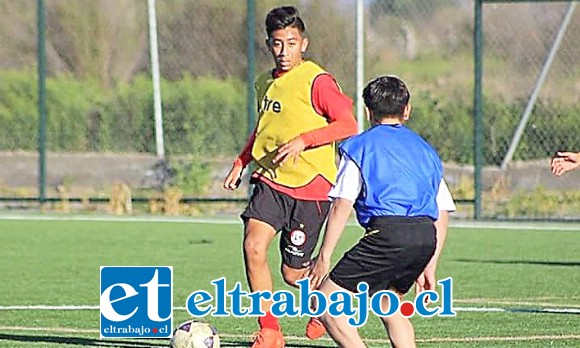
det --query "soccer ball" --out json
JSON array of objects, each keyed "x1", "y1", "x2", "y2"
[{"x1": 170, "y1": 320, "x2": 221, "y2": 348}]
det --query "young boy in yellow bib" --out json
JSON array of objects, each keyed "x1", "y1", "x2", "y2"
[{"x1": 223, "y1": 6, "x2": 357, "y2": 348}]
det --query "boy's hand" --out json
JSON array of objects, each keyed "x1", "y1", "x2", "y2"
[
  {"x1": 415, "y1": 267, "x2": 436, "y2": 305},
  {"x1": 223, "y1": 162, "x2": 243, "y2": 190},
  {"x1": 273, "y1": 137, "x2": 306, "y2": 166},
  {"x1": 551, "y1": 151, "x2": 580, "y2": 176},
  {"x1": 306, "y1": 256, "x2": 331, "y2": 290},
  {"x1": 415, "y1": 267, "x2": 436, "y2": 294}
]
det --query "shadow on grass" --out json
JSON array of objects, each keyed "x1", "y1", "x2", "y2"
[{"x1": 453, "y1": 259, "x2": 580, "y2": 267}]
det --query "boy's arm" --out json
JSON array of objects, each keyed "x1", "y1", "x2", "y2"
[
  {"x1": 223, "y1": 130, "x2": 255, "y2": 190},
  {"x1": 416, "y1": 179, "x2": 454, "y2": 293},
  {"x1": 307, "y1": 156, "x2": 360, "y2": 289},
  {"x1": 432, "y1": 211, "x2": 449, "y2": 267},
  {"x1": 300, "y1": 74, "x2": 358, "y2": 147},
  {"x1": 551, "y1": 151, "x2": 580, "y2": 176},
  {"x1": 429, "y1": 212, "x2": 449, "y2": 270},
  {"x1": 307, "y1": 198, "x2": 352, "y2": 289},
  {"x1": 416, "y1": 211, "x2": 448, "y2": 294},
  {"x1": 273, "y1": 74, "x2": 357, "y2": 165},
  {"x1": 430, "y1": 179, "x2": 454, "y2": 270},
  {"x1": 234, "y1": 130, "x2": 256, "y2": 168}
]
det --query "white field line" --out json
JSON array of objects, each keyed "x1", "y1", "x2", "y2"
[
  {"x1": 0, "y1": 326, "x2": 98, "y2": 334},
  {"x1": 454, "y1": 298, "x2": 580, "y2": 308},
  {"x1": 412, "y1": 334, "x2": 580, "y2": 343},
  {"x1": 0, "y1": 214, "x2": 243, "y2": 225},
  {"x1": 1, "y1": 304, "x2": 579, "y2": 314},
  {"x1": 0, "y1": 305, "x2": 98, "y2": 310},
  {"x1": 0, "y1": 326, "x2": 579, "y2": 344},
  {"x1": 0, "y1": 213, "x2": 579, "y2": 231},
  {"x1": 455, "y1": 296, "x2": 580, "y2": 302}
]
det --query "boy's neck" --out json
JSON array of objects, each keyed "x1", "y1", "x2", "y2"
[
  {"x1": 378, "y1": 117, "x2": 403, "y2": 126},
  {"x1": 273, "y1": 60, "x2": 305, "y2": 78},
  {"x1": 273, "y1": 69, "x2": 286, "y2": 78}
]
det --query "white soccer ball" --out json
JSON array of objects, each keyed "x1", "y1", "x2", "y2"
[{"x1": 170, "y1": 320, "x2": 221, "y2": 348}]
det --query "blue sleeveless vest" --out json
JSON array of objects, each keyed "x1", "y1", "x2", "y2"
[{"x1": 339, "y1": 124, "x2": 443, "y2": 227}]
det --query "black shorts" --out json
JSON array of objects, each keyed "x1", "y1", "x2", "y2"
[
  {"x1": 329, "y1": 216, "x2": 436, "y2": 295},
  {"x1": 241, "y1": 181, "x2": 331, "y2": 269}
]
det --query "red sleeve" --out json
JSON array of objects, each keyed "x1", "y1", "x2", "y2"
[
  {"x1": 299, "y1": 74, "x2": 358, "y2": 147},
  {"x1": 234, "y1": 129, "x2": 255, "y2": 167}
]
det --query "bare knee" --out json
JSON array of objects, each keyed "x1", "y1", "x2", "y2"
[
  {"x1": 282, "y1": 274, "x2": 298, "y2": 287},
  {"x1": 243, "y1": 220, "x2": 275, "y2": 263},
  {"x1": 281, "y1": 265, "x2": 306, "y2": 287},
  {"x1": 243, "y1": 237, "x2": 267, "y2": 263}
]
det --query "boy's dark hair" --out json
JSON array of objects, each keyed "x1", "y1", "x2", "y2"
[
  {"x1": 265, "y1": 6, "x2": 306, "y2": 38},
  {"x1": 363, "y1": 75, "x2": 410, "y2": 119}
]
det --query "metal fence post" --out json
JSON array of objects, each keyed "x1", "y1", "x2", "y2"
[
  {"x1": 473, "y1": 0, "x2": 483, "y2": 219},
  {"x1": 37, "y1": 0, "x2": 47, "y2": 205},
  {"x1": 246, "y1": 0, "x2": 256, "y2": 200}
]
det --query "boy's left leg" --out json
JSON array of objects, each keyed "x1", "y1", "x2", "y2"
[
  {"x1": 380, "y1": 291, "x2": 416, "y2": 348},
  {"x1": 318, "y1": 278, "x2": 366, "y2": 348}
]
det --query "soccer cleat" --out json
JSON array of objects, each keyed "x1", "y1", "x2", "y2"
[
  {"x1": 251, "y1": 328, "x2": 285, "y2": 348},
  {"x1": 305, "y1": 317, "x2": 326, "y2": 340}
]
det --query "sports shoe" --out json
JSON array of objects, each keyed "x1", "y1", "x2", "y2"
[
  {"x1": 305, "y1": 317, "x2": 326, "y2": 340},
  {"x1": 251, "y1": 328, "x2": 285, "y2": 348}
]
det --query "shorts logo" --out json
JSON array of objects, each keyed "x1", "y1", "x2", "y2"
[
  {"x1": 100, "y1": 266, "x2": 173, "y2": 338},
  {"x1": 290, "y1": 230, "x2": 306, "y2": 246}
]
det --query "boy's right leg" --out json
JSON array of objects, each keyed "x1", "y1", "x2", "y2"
[
  {"x1": 243, "y1": 218, "x2": 285, "y2": 348},
  {"x1": 243, "y1": 218, "x2": 277, "y2": 307}
]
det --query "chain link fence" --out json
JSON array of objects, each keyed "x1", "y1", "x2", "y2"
[
  {"x1": 0, "y1": 0, "x2": 578, "y2": 219},
  {"x1": 479, "y1": 1, "x2": 579, "y2": 219}
]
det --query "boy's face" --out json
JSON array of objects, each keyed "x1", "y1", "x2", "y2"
[{"x1": 268, "y1": 26, "x2": 309, "y2": 72}]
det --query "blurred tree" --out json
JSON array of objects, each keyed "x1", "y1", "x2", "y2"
[
  {"x1": 45, "y1": 0, "x2": 147, "y2": 86},
  {"x1": 369, "y1": 0, "x2": 414, "y2": 18},
  {"x1": 156, "y1": 0, "x2": 246, "y2": 80},
  {"x1": 369, "y1": 0, "x2": 458, "y2": 20},
  {"x1": 0, "y1": 1, "x2": 37, "y2": 70}
]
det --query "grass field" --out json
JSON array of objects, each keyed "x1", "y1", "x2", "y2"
[{"x1": 0, "y1": 214, "x2": 579, "y2": 347}]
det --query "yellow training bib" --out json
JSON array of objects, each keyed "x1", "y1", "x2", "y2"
[{"x1": 252, "y1": 61, "x2": 337, "y2": 187}]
